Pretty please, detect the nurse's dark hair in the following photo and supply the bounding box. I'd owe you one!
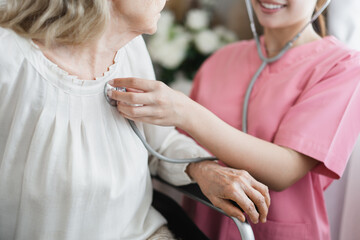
[313,0,327,37]
[0,0,110,46]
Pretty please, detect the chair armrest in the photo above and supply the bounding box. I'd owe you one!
[152,176,255,240]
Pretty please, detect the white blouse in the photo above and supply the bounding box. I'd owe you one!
[0,28,208,240]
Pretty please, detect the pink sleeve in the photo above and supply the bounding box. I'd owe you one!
[189,70,202,102]
[274,57,360,179]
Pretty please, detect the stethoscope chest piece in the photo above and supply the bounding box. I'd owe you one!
[104,82,126,107]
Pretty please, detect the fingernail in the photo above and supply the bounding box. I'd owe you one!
[108,80,114,85]
[107,90,112,98]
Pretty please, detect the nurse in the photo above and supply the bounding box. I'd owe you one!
[108,0,360,239]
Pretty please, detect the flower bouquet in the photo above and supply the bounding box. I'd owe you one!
[147,4,238,85]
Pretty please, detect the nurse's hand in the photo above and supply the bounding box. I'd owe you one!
[107,78,193,128]
[186,161,270,224]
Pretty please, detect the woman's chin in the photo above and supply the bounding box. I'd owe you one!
[144,17,160,35]
[137,26,157,36]
[146,26,158,35]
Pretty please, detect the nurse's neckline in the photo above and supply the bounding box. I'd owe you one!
[263,34,324,58]
[263,32,322,58]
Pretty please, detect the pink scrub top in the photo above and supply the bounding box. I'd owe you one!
[182,36,360,240]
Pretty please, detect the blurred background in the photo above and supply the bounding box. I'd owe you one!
[145,0,261,94]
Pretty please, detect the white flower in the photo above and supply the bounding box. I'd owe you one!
[160,39,188,69]
[147,36,166,61]
[194,30,220,55]
[185,9,210,31]
[148,27,191,69]
[157,11,175,36]
[214,26,238,43]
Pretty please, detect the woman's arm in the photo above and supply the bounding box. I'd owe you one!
[108,78,318,191]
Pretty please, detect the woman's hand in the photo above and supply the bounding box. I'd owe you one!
[107,78,193,128]
[186,161,270,224]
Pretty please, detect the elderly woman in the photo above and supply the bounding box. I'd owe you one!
[0,0,270,239]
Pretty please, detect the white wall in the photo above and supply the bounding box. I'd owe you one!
[325,1,360,240]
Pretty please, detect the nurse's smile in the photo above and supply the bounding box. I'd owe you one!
[258,0,287,13]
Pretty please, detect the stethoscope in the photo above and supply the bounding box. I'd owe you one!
[104,0,331,164]
[104,85,217,163]
[242,0,331,133]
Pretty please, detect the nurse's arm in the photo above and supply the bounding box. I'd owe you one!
[183,102,319,192]
[108,78,318,191]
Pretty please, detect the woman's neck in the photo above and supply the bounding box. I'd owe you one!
[263,25,321,58]
[34,20,139,80]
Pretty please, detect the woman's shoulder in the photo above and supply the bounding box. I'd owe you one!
[126,35,148,54]
[0,27,18,48]
[124,35,152,61]
[122,35,156,80]
[0,27,15,53]
[0,27,10,38]
[0,27,25,67]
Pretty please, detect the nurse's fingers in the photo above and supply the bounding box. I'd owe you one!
[117,103,167,122]
[117,104,149,118]
[108,90,154,106]
[109,78,164,92]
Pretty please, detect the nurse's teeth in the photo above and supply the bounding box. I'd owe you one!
[261,3,284,9]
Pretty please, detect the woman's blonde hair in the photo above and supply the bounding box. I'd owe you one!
[0,0,109,46]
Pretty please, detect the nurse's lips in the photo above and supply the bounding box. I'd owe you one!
[258,0,287,12]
